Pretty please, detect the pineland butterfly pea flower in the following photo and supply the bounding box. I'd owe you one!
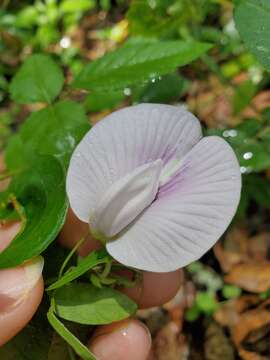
[67,104,241,272]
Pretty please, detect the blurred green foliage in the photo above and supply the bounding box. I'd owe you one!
[0,0,95,48]
[1,0,270,357]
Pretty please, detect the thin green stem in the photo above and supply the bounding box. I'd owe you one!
[58,237,86,280]
[100,260,112,278]
[47,302,96,360]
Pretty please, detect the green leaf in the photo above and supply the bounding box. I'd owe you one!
[47,249,111,291]
[84,90,125,113]
[187,261,203,274]
[196,291,219,315]
[246,174,270,208]
[60,0,96,13]
[74,40,212,91]
[0,156,68,269]
[236,142,270,172]
[133,73,188,104]
[236,119,262,137]
[54,283,138,325]
[15,6,39,28]
[4,135,25,172]
[185,304,200,322]
[260,288,270,300]
[5,100,90,170]
[262,108,270,123]
[10,54,64,104]
[127,0,195,38]
[206,121,270,172]
[47,306,96,360]
[233,80,256,114]
[222,284,242,299]
[234,0,270,71]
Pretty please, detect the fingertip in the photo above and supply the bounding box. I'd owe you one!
[89,319,152,360]
[121,269,183,309]
[58,208,101,256]
[59,210,183,309]
[0,276,44,346]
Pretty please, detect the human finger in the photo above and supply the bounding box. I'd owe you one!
[88,319,152,360]
[0,222,44,346]
[60,209,183,308]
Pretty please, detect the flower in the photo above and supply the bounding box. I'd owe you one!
[67,104,241,272]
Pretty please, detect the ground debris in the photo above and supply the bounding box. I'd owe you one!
[151,322,189,360]
[225,262,270,293]
[204,322,235,360]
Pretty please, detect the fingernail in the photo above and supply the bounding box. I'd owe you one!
[0,256,44,313]
[90,319,152,360]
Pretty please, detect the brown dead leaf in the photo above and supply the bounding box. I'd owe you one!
[238,349,269,360]
[215,296,270,359]
[241,91,270,119]
[225,262,270,293]
[248,233,270,262]
[253,91,270,112]
[137,307,168,336]
[214,227,270,274]
[163,280,196,330]
[90,110,112,125]
[233,308,270,360]
[234,309,270,345]
[152,322,189,360]
[187,76,234,128]
[214,227,250,273]
[214,295,260,329]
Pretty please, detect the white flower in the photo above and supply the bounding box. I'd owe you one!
[67,104,241,272]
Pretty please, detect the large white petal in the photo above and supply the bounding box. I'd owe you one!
[66,104,202,222]
[106,136,241,272]
[91,160,163,238]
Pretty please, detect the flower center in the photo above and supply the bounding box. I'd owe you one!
[90,156,183,242]
[90,159,163,241]
[159,157,182,187]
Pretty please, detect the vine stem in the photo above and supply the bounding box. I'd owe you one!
[58,237,86,280]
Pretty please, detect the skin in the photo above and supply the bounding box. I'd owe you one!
[0,166,183,359]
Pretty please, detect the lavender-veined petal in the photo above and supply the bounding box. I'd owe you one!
[66,103,202,222]
[106,136,241,272]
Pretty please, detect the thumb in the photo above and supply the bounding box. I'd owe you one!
[0,222,44,346]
